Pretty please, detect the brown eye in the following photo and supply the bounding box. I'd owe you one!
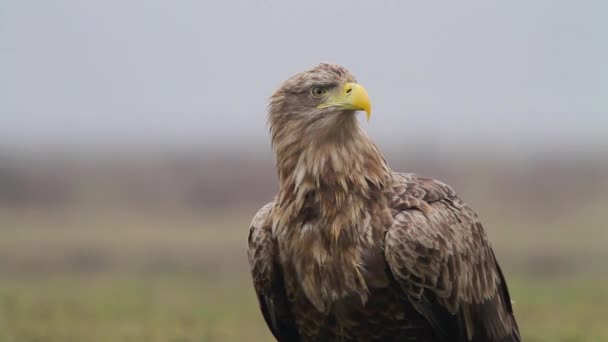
[311,87,327,98]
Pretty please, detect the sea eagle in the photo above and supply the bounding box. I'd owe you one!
[248,63,520,341]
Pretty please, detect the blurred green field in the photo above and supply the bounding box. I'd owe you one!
[1,274,608,342]
[1,154,607,341]
[0,205,607,342]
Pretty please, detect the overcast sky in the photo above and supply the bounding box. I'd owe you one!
[1,1,606,154]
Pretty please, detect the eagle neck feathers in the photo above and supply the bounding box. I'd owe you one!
[271,119,392,312]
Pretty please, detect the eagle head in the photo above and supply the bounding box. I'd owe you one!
[268,63,371,148]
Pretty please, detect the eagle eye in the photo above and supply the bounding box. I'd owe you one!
[311,86,327,98]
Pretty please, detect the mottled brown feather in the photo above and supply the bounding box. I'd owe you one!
[385,173,520,341]
[248,203,300,341]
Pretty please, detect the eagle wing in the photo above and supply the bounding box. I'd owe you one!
[247,202,300,341]
[385,173,520,342]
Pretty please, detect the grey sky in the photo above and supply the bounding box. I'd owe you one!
[1,0,606,153]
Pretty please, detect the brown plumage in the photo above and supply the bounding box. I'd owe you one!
[248,63,520,341]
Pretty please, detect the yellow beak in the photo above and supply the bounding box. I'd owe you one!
[317,82,372,120]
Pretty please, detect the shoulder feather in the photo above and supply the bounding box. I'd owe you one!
[385,174,520,342]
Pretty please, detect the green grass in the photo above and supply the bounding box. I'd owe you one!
[0,274,270,342]
[1,206,607,341]
[510,276,608,342]
[0,274,607,341]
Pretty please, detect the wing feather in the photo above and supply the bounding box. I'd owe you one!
[247,202,300,341]
[385,174,520,342]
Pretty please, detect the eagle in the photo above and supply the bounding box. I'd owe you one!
[248,63,520,341]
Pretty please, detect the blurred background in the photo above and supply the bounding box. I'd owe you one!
[1,1,607,341]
